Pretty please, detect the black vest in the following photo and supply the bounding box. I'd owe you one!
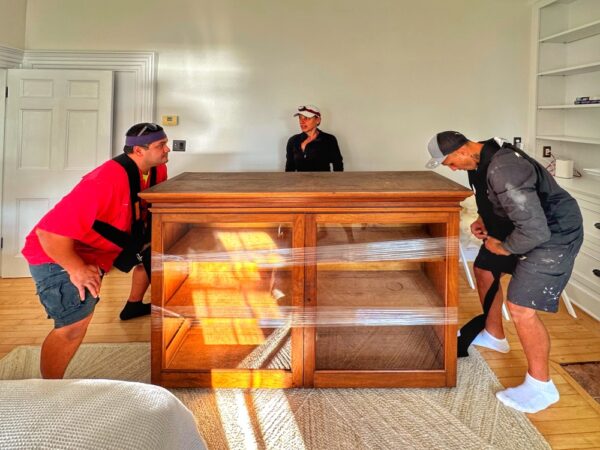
[467,139,514,241]
[92,154,157,273]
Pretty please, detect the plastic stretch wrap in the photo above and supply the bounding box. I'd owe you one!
[156,305,457,327]
[154,236,458,328]
[159,237,456,268]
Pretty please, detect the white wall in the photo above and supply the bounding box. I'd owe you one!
[25,0,532,184]
[0,0,27,49]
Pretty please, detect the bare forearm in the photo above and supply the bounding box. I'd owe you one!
[36,229,86,272]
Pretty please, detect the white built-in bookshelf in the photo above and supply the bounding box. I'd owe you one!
[531,0,600,319]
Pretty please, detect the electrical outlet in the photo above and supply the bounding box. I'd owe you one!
[513,136,522,145]
[172,140,186,152]
[543,146,552,157]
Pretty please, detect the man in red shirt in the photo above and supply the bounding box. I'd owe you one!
[118,125,168,321]
[22,123,170,378]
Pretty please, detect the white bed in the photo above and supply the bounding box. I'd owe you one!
[0,379,207,450]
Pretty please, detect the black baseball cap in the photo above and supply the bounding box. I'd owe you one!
[425,131,469,168]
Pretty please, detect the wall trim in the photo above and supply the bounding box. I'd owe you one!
[22,50,156,122]
[0,45,24,69]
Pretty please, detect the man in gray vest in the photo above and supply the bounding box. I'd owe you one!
[426,131,583,413]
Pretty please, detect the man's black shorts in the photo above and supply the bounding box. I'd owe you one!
[473,245,518,275]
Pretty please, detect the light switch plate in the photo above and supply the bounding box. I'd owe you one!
[161,115,179,126]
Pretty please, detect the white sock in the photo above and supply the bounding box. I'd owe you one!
[496,373,560,413]
[471,329,510,353]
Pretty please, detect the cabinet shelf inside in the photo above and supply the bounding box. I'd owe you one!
[161,270,445,372]
[163,223,446,268]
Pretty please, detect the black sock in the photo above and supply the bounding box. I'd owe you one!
[119,301,151,320]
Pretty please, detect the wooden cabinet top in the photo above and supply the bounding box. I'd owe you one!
[140,171,471,208]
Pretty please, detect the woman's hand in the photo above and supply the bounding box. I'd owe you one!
[470,217,488,240]
[484,236,511,256]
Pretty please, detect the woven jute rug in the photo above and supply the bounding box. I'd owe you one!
[0,343,550,450]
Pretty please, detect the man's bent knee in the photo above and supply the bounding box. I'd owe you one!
[507,300,536,321]
[54,314,93,341]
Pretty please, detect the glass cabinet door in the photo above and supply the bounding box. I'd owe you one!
[307,213,457,386]
[154,215,304,387]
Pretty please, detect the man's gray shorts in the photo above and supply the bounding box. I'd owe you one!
[29,263,99,328]
[507,237,583,313]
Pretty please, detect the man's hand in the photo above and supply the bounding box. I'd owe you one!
[470,217,488,240]
[36,228,102,300]
[69,264,101,300]
[484,236,511,256]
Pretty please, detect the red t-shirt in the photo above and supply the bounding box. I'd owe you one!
[22,159,167,272]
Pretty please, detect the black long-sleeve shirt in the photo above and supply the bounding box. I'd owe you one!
[285,130,344,172]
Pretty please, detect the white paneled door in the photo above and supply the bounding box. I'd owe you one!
[1,69,113,277]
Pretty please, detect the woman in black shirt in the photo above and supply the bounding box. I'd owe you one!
[285,105,344,172]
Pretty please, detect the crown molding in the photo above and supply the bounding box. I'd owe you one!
[22,50,156,122]
[0,45,24,69]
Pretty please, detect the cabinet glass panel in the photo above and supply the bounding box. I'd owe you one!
[314,223,447,371]
[160,222,293,371]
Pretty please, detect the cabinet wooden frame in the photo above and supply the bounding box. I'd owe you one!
[143,171,471,389]
[305,212,459,388]
[150,211,459,388]
[151,212,305,388]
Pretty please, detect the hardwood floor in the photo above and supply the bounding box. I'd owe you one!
[1,269,599,448]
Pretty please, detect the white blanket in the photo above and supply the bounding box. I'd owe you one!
[0,379,206,450]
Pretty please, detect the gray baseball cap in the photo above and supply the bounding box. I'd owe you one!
[426,131,468,169]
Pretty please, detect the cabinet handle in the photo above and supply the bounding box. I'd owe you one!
[594,269,600,278]
[595,222,600,230]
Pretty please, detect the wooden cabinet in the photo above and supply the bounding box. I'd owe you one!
[140,172,471,388]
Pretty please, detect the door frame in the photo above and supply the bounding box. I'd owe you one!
[22,50,156,122]
[0,46,157,277]
[0,69,6,275]
[0,44,24,276]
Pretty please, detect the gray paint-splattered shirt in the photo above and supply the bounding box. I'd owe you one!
[486,147,582,255]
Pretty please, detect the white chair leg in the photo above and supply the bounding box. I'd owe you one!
[458,243,476,290]
[561,288,577,318]
[501,302,511,321]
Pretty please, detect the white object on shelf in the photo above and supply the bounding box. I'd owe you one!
[555,159,574,179]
